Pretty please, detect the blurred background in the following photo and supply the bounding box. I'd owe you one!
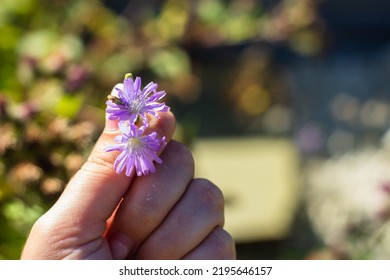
[2,0,390,259]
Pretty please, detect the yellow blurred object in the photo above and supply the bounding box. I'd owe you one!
[237,84,270,116]
[193,138,300,243]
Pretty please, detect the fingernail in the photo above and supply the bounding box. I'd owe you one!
[105,114,119,131]
[109,233,133,260]
[104,84,123,131]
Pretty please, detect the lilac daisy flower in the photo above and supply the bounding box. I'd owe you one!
[104,122,166,176]
[106,73,170,125]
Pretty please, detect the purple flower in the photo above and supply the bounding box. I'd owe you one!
[105,122,166,176]
[106,74,170,125]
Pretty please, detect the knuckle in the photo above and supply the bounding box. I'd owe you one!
[32,212,56,235]
[129,203,161,235]
[83,148,117,176]
[28,212,61,249]
[190,178,225,212]
[81,132,122,176]
[136,237,173,260]
[166,141,195,175]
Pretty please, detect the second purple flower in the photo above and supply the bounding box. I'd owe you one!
[105,122,166,176]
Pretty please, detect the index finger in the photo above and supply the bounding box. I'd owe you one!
[50,111,176,227]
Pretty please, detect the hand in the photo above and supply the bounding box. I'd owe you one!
[21,111,236,259]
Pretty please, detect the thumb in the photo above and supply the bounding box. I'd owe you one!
[51,110,176,227]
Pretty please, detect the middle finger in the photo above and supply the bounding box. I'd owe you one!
[106,141,194,257]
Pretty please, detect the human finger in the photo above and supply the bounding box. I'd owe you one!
[106,141,195,259]
[134,178,225,260]
[182,227,236,260]
[50,110,176,228]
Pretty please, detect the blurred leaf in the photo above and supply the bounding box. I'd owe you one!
[99,53,135,82]
[156,0,190,42]
[196,0,226,24]
[3,199,44,233]
[148,48,190,79]
[29,79,63,113]
[17,29,57,59]
[56,94,83,119]
[57,34,84,62]
[289,29,323,56]
[0,25,21,50]
[221,13,258,43]
[0,0,36,17]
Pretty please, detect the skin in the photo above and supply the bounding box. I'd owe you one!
[21,111,236,259]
